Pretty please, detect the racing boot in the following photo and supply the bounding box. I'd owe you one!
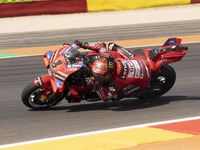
[85,77,98,91]
[97,86,120,102]
[108,43,120,51]
[85,77,113,101]
[96,86,110,101]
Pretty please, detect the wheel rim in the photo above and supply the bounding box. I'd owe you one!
[28,88,63,109]
[154,75,174,95]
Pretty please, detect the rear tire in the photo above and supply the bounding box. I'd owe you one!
[137,64,176,99]
[21,82,64,109]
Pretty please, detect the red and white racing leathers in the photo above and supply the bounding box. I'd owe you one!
[82,42,151,101]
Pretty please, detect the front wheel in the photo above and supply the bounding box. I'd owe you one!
[21,82,65,109]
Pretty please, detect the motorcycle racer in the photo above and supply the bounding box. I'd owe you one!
[22,37,188,109]
[74,40,151,101]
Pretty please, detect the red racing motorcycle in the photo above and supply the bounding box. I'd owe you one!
[21,38,188,109]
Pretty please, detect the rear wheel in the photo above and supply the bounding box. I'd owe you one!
[21,82,64,109]
[137,64,176,99]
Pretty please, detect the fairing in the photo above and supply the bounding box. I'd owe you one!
[40,44,84,93]
[143,38,188,73]
[33,38,188,102]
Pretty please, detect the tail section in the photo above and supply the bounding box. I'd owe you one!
[151,38,188,73]
[160,38,182,49]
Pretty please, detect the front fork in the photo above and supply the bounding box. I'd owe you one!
[33,75,54,101]
[33,75,84,103]
[33,75,51,88]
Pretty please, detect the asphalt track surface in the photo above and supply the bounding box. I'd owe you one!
[1,20,200,50]
[0,20,200,145]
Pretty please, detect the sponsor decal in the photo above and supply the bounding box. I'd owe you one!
[65,63,84,68]
[62,45,74,56]
[163,38,176,47]
[56,71,68,78]
[118,50,129,59]
[66,65,71,68]
[54,79,63,88]
[46,51,53,60]
[169,40,175,44]
[123,84,135,91]
[54,73,65,81]
[118,47,134,59]
[137,60,144,79]
[125,60,134,78]
[119,61,128,80]
[49,51,56,63]
[59,47,67,55]
[144,63,150,78]
[62,44,78,56]
[131,60,140,79]
[66,68,78,72]
[37,77,43,86]
[124,86,140,96]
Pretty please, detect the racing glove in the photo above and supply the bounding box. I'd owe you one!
[73,40,83,47]
[108,43,120,51]
[73,40,89,49]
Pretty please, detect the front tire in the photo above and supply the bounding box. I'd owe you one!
[21,82,64,109]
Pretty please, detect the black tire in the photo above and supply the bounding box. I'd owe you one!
[21,82,64,109]
[152,64,176,96]
[137,64,176,99]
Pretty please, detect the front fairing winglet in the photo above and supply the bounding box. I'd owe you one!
[33,75,51,88]
[50,78,65,93]
[43,50,56,69]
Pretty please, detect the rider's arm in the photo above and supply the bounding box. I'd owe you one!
[74,40,106,53]
[108,42,135,59]
[83,42,106,53]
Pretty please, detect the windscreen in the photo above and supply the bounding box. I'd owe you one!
[63,44,82,64]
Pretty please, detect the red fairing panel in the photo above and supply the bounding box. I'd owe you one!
[33,75,51,88]
[113,56,151,93]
